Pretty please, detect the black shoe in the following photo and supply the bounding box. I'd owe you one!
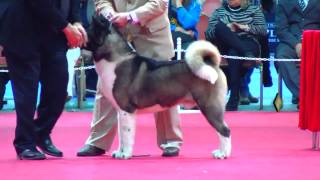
[248,94,259,103]
[162,147,180,157]
[66,95,72,102]
[77,144,106,157]
[263,76,273,87]
[292,97,299,104]
[226,99,238,111]
[239,97,250,105]
[17,149,46,160]
[36,137,63,157]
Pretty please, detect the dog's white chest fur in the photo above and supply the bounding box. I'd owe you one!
[94,59,119,108]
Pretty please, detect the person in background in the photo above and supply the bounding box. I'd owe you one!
[169,0,204,59]
[0,45,9,111]
[66,48,81,102]
[275,0,320,108]
[259,0,274,88]
[239,0,275,105]
[80,0,98,98]
[205,0,267,111]
[77,0,183,157]
[0,0,87,160]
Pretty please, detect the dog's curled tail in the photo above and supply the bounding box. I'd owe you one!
[185,40,221,84]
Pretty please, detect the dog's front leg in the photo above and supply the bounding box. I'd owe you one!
[112,110,136,159]
[212,132,231,159]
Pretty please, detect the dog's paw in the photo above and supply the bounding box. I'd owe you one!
[212,149,229,159]
[112,150,132,159]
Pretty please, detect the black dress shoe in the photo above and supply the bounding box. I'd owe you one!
[162,147,180,157]
[292,97,299,104]
[37,137,63,157]
[77,144,106,157]
[226,100,238,111]
[248,94,259,103]
[239,97,250,105]
[17,149,46,160]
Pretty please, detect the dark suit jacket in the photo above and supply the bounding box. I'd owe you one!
[1,0,80,57]
[275,0,320,49]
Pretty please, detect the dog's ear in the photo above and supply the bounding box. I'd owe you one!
[92,14,112,32]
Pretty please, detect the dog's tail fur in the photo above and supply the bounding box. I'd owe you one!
[185,40,221,84]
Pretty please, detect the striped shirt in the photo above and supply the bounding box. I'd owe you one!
[205,3,267,41]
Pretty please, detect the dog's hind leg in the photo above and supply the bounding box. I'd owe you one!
[198,98,231,159]
[112,110,136,159]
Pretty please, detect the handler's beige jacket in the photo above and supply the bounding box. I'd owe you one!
[94,0,175,60]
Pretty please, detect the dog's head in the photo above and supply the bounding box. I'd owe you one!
[86,14,112,52]
[85,15,134,62]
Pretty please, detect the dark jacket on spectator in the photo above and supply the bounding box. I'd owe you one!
[275,0,320,49]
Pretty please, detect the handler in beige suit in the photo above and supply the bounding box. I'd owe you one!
[77,0,183,157]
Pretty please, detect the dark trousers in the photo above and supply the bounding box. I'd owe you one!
[5,49,68,153]
[240,68,254,97]
[0,72,9,109]
[210,22,260,102]
[275,43,300,98]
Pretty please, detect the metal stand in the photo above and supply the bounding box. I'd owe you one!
[76,57,86,109]
[278,74,283,99]
[312,132,319,150]
[176,37,182,61]
[259,64,263,110]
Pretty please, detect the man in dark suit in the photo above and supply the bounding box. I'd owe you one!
[0,0,87,160]
[275,0,320,105]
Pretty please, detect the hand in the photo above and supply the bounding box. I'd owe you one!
[232,23,250,32]
[73,22,88,47]
[295,43,302,58]
[100,9,114,20]
[175,26,184,32]
[186,30,195,38]
[0,46,6,64]
[227,23,236,32]
[175,27,195,38]
[110,12,129,28]
[63,23,83,48]
[175,0,183,7]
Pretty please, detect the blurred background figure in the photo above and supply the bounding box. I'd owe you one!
[0,45,9,110]
[80,0,97,98]
[66,48,81,102]
[169,0,205,59]
[275,0,320,109]
[205,0,267,111]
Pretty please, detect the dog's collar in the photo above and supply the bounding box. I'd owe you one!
[126,41,136,53]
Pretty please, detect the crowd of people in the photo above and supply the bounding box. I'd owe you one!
[0,0,319,160]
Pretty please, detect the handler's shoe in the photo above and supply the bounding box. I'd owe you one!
[162,147,179,157]
[77,144,105,156]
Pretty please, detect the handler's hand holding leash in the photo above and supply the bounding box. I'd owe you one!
[73,22,88,47]
[63,23,88,48]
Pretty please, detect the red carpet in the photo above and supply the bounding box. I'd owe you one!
[0,111,319,180]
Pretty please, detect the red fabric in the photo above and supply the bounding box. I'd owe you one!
[299,30,320,131]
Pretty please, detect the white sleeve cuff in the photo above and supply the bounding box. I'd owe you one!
[129,12,139,24]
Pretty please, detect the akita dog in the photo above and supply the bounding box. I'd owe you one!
[87,15,231,159]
